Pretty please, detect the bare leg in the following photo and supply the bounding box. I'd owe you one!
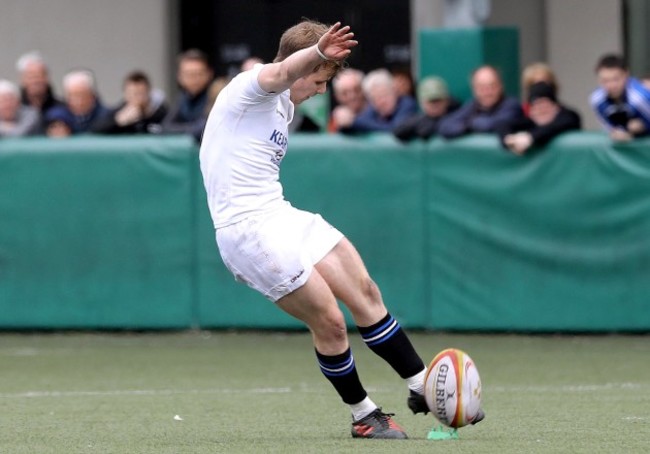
[314,237,387,325]
[276,268,347,355]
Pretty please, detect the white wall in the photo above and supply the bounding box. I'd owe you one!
[546,0,623,130]
[0,0,173,106]
[486,0,546,70]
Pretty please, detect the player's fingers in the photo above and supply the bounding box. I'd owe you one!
[328,22,341,34]
[335,25,351,36]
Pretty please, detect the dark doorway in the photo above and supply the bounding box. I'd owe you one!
[180,0,411,78]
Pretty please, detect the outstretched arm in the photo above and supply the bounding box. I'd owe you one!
[258,22,357,94]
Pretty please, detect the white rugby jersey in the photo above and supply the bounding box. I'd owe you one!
[200,64,294,228]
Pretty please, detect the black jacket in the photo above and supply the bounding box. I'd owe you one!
[497,105,582,148]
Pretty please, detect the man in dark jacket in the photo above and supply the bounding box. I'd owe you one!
[16,52,63,131]
[94,71,167,134]
[439,65,523,139]
[393,76,460,141]
[162,49,213,135]
[498,81,581,155]
[60,69,111,134]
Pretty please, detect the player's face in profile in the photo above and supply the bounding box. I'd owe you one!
[290,67,331,105]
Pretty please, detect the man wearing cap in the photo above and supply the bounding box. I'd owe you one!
[498,81,581,155]
[393,76,460,141]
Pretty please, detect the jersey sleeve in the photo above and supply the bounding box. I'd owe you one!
[224,64,277,112]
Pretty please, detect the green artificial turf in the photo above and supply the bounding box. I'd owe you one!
[0,332,648,453]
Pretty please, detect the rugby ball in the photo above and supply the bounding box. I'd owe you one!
[423,348,482,428]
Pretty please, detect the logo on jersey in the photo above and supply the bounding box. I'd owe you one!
[269,129,288,166]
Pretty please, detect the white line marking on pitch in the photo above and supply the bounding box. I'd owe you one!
[0,387,292,399]
[0,382,646,399]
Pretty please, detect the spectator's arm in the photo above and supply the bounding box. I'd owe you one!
[628,80,650,132]
[590,89,615,131]
[438,102,473,139]
[392,114,422,141]
[529,108,582,146]
[91,109,119,134]
[471,98,524,132]
[0,108,41,137]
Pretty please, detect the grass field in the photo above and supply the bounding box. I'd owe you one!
[1,331,648,453]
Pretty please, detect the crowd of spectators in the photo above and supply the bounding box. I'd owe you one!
[2,49,650,153]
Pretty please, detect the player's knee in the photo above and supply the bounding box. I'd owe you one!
[315,309,347,344]
[360,276,382,306]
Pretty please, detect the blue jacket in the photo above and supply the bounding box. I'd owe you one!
[346,96,418,133]
[590,77,650,133]
[439,96,524,139]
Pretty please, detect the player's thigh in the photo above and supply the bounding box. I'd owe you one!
[315,237,386,325]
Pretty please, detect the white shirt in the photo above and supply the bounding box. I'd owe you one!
[200,64,295,228]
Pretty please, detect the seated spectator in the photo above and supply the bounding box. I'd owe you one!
[162,49,213,135]
[328,68,367,132]
[439,65,524,139]
[393,76,460,141]
[339,68,418,133]
[60,69,111,134]
[590,54,650,141]
[0,79,40,137]
[498,81,581,155]
[94,71,167,135]
[521,62,558,116]
[16,51,63,121]
[43,106,74,138]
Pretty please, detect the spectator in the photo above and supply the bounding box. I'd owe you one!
[0,79,40,137]
[94,71,167,135]
[340,68,418,133]
[191,77,229,142]
[162,49,213,135]
[60,69,110,134]
[43,106,73,138]
[590,54,650,141]
[439,65,523,139]
[15,51,63,119]
[498,81,581,155]
[521,62,558,116]
[328,68,366,132]
[393,76,460,141]
[391,67,416,98]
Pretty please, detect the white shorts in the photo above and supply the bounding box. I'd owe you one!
[215,205,344,302]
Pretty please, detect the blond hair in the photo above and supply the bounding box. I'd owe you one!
[522,62,558,99]
[273,20,343,76]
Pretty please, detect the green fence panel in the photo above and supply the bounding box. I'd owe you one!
[419,27,520,103]
[0,136,197,329]
[426,133,650,331]
[196,134,429,328]
[2,133,649,332]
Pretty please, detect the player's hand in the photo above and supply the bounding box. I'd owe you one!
[317,22,358,61]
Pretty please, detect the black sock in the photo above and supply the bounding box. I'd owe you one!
[357,312,425,379]
[315,348,367,405]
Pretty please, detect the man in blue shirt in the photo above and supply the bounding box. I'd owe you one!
[590,54,650,141]
[339,68,418,133]
[438,65,523,139]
